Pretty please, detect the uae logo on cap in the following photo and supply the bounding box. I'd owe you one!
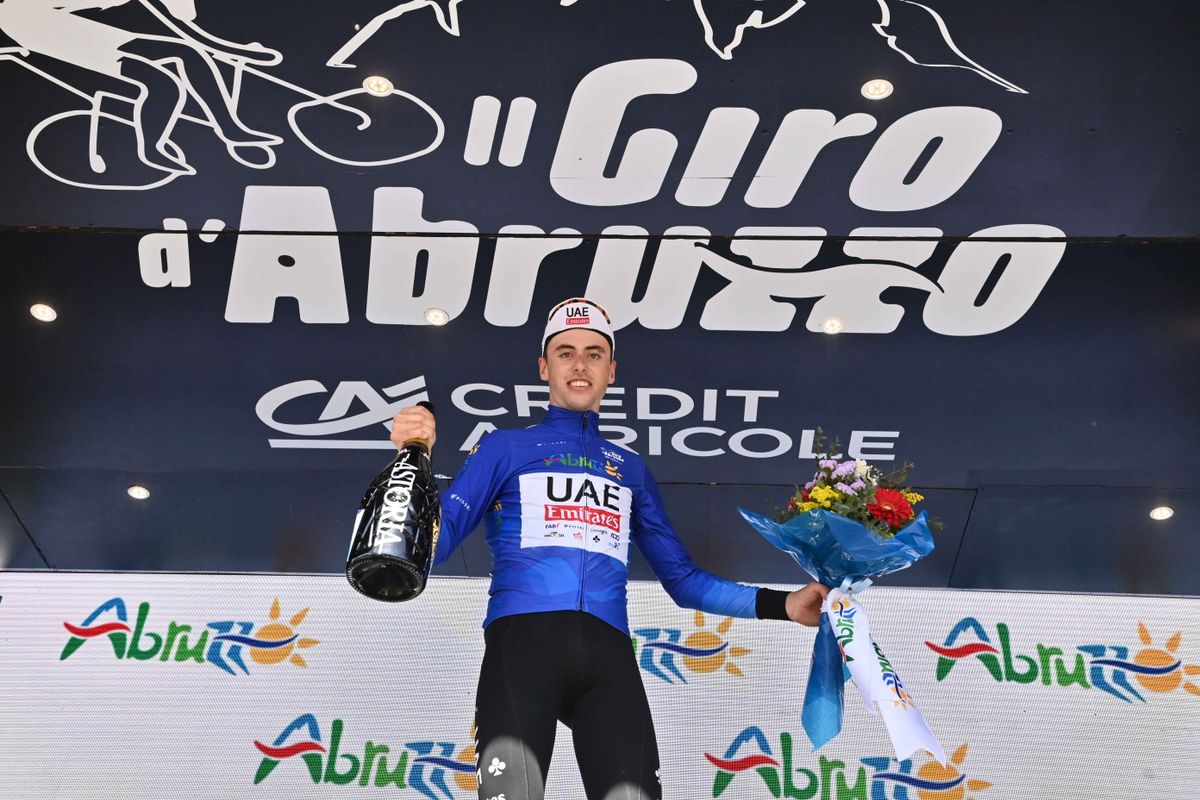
[566,306,591,325]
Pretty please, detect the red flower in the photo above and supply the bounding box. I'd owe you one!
[866,488,914,528]
[800,488,811,503]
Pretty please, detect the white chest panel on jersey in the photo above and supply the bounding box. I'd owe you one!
[517,472,633,565]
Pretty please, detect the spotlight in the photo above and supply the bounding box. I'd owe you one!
[1148,506,1174,521]
[861,79,894,100]
[822,317,844,334]
[127,485,151,500]
[362,76,395,97]
[424,307,450,326]
[30,303,57,322]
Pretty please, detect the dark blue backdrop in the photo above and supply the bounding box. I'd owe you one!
[1,0,1196,593]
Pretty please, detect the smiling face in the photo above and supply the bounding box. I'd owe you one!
[538,328,616,414]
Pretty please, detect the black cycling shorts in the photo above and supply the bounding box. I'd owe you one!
[473,610,661,800]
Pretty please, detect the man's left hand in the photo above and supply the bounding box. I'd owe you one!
[786,582,831,626]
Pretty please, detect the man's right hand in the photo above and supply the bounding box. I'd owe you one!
[390,404,437,451]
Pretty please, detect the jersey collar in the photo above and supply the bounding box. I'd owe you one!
[543,404,602,434]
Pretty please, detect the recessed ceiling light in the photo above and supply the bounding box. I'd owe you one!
[1149,506,1174,521]
[362,76,395,97]
[821,317,844,334]
[127,485,150,500]
[861,79,894,100]
[424,307,450,326]
[30,303,57,322]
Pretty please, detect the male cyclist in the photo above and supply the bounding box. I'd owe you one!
[391,298,829,800]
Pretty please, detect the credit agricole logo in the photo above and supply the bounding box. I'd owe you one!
[61,597,318,675]
[926,618,1200,703]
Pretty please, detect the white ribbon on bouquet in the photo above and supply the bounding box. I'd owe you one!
[822,580,947,763]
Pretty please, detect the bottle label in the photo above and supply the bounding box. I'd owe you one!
[368,452,422,548]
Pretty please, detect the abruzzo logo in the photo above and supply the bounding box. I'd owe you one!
[61,597,318,676]
[831,597,856,663]
[705,726,991,799]
[253,714,476,799]
[633,612,751,685]
[927,618,1200,703]
[543,453,598,471]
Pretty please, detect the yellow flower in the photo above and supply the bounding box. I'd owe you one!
[798,501,820,513]
[808,485,844,509]
[903,492,924,504]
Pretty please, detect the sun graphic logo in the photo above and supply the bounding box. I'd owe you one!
[248,598,320,669]
[207,598,320,675]
[1098,622,1200,700]
[871,743,993,800]
[1133,623,1200,696]
[1080,622,1200,703]
[633,612,751,685]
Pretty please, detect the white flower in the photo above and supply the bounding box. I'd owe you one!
[488,757,506,776]
[854,459,870,478]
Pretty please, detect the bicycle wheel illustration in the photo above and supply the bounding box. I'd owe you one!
[287,86,445,167]
[26,108,188,191]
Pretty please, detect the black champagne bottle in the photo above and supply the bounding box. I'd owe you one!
[345,401,441,601]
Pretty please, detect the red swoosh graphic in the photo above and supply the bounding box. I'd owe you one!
[924,641,1000,658]
[64,622,131,638]
[254,741,327,759]
[704,753,779,771]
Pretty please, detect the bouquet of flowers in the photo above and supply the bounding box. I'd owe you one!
[779,455,934,539]
[739,439,946,762]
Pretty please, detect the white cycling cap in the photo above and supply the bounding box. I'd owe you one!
[541,297,615,355]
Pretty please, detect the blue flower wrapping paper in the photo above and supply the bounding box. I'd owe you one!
[738,508,943,759]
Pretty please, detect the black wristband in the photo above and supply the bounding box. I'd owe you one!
[755,588,791,621]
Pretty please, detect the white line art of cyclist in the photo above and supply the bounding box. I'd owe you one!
[689,0,1025,92]
[327,0,461,68]
[870,0,1026,94]
[0,0,445,190]
[562,0,1027,94]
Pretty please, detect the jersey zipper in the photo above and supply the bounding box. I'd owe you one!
[577,410,588,612]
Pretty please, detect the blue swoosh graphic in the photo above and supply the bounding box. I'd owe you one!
[414,756,475,773]
[875,772,965,791]
[213,633,300,649]
[1091,659,1180,676]
[644,641,729,658]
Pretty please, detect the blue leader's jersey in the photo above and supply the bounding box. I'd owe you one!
[433,405,759,634]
